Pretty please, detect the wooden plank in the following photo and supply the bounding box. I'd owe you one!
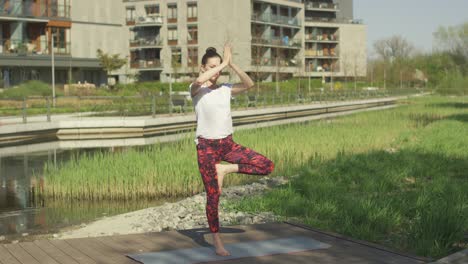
[94,236,143,264]
[64,238,132,264]
[96,236,149,255]
[4,244,40,264]
[48,240,97,264]
[113,234,169,252]
[33,240,80,264]
[19,242,60,264]
[0,245,22,264]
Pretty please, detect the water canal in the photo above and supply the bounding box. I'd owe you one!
[0,142,181,243]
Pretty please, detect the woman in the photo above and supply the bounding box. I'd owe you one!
[190,44,274,256]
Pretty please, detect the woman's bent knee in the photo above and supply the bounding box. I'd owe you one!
[266,159,275,174]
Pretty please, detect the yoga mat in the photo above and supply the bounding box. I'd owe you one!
[127,236,331,264]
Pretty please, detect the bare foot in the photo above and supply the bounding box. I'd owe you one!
[213,233,231,256]
[215,164,227,193]
[215,163,239,193]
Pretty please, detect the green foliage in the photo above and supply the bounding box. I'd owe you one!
[96,49,127,73]
[0,81,52,99]
[227,96,468,258]
[436,69,468,95]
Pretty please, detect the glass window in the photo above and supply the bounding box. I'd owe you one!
[168,4,177,19]
[126,7,135,21]
[168,27,178,41]
[187,2,197,19]
[171,48,182,64]
[145,5,159,15]
[187,25,198,42]
[188,47,198,65]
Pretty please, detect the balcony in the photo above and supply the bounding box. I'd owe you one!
[305,16,337,23]
[251,13,301,28]
[305,2,339,12]
[306,62,340,73]
[1,38,70,56]
[305,33,339,42]
[129,38,163,49]
[304,49,339,58]
[252,36,301,49]
[0,2,70,19]
[252,57,299,67]
[130,59,162,70]
[129,15,164,27]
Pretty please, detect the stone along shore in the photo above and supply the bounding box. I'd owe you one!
[57,176,293,239]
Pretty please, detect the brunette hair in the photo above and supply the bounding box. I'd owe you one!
[201,47,223,65]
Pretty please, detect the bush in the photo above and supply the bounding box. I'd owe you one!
[436,71,468,95]
[0,81,52,99]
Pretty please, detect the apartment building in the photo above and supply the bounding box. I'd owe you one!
[0,0,366,88]
[123,0,367,83]
[0,0,127,87]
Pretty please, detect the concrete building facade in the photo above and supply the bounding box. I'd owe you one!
[123,0,367,83]
[0,0,127,87]
[0,0,366,87]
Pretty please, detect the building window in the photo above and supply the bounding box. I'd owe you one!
[168,26,178,45]
[145,4,159,16]
[187,25,198,44]
[167,4,177,22]
[187,2,197,21]
[188,47,198,67]
[126,6,136,23]
[171,48,182,66]
[51,27,70,54]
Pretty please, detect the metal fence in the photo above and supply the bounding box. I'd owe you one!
[0,89,424,124]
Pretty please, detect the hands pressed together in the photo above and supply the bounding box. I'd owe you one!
[223,43,233,67]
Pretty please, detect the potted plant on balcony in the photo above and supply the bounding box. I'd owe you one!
[96,49,127,89]
[17,43,28,56]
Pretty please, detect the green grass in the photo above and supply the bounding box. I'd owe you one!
[226,96,468,258]
[35,95,467,258]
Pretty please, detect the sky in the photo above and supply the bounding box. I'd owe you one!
[354,0,468,57]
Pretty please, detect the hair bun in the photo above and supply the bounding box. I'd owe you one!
[206,47,217,54]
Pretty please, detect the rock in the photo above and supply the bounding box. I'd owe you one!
[21,233,29,237]
[12,240,19,244]
[57,176,287,238]
[0,236,5,241]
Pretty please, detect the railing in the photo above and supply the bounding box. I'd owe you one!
[306,64,340,72]
[0,2,70,19]
[305,2,339,10]
[130,59,162,69]
[251,13,301,27]
[251,57,299,67]
[305,17,364,24]
[0,89,424,122]
[0,38,70,55]
[134,15,164,26]
[129,38,163,48]
[305,34,339,41]
[252,36,301,48]
[305,49,339,57]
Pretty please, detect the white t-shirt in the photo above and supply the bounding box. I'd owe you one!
[190,83,233,140]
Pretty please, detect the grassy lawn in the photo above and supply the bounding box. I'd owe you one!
[225,96,468,258]
[37,95,467,258]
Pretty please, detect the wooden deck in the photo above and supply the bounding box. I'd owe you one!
[0,222,430,264]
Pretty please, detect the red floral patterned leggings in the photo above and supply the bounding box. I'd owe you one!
[196,135,274,233]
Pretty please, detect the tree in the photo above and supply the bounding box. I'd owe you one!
[373,36,415,87]
[433,22,468,75]
[96,49,127,87]
[373,35,414,62]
